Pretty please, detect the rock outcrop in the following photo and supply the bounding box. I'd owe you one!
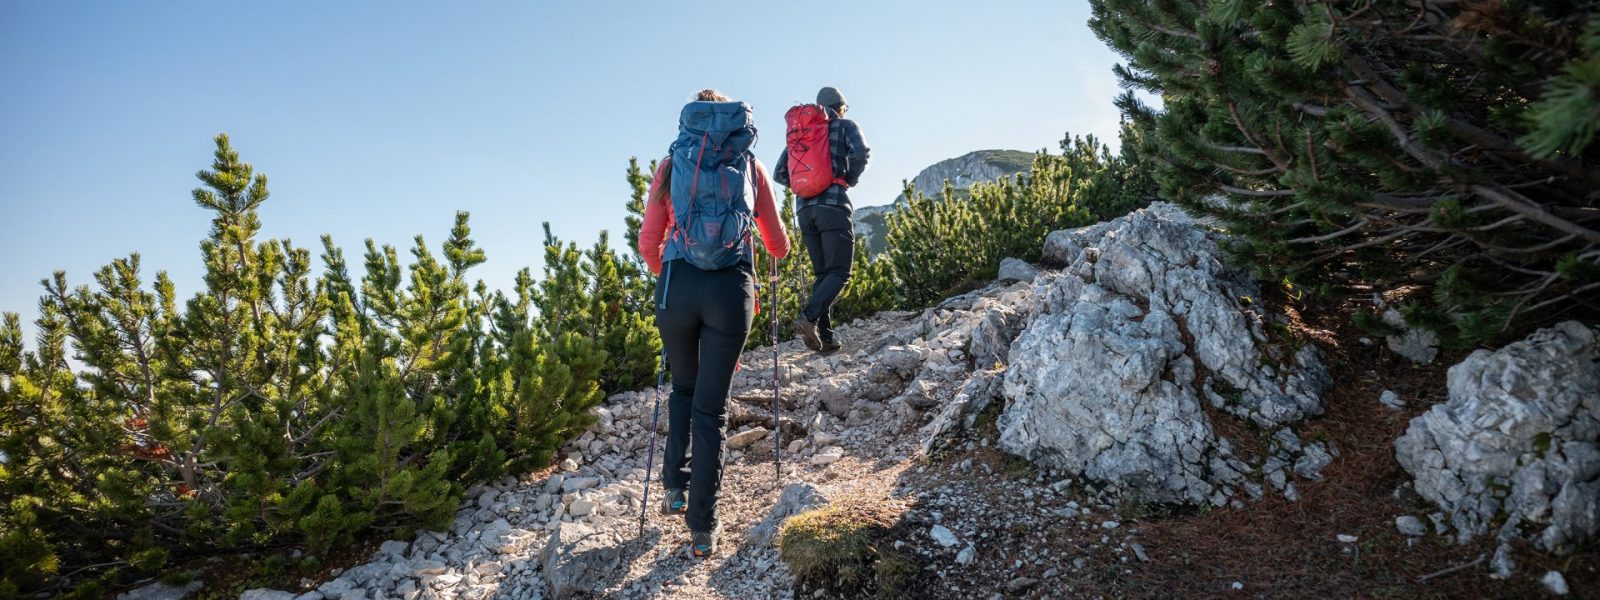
[1382,307,1440,365]
[999,203,1332,505]
[541,523,624,598]
[1395,321,1600,557]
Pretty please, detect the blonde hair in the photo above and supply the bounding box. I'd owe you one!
[695,88,731,102]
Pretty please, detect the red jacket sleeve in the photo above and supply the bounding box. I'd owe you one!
[637,158,673,275]
[750,160,790,260]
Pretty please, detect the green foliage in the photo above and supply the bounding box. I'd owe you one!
[621,158,662,312]
[520,224,658,394]
[884,132,1152,309]
[1285,12,1340,70]
[127,547,169,572]
[1090,0,1600,345]
[832,245,897,326]
[0,135,648,595]
[502,332,605,472]
[1519,18,1600,159]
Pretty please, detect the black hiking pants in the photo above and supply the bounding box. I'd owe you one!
[798,204,854,343]
[655,259,755,533]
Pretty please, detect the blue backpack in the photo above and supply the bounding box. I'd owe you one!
[663,101,758,271]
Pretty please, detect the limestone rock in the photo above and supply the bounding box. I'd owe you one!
[1383,308,1440,365]
[1543,571,1570,595]
[968,286,1033,369]
[1000,203,1330,504]
[315,579,354,598]
[997,257,1037,283]
[540,523,623,599]
[930,524,959,547]
[1380,389,1405,410]
[811,446,845,465]
[1396,321,1600,556]
[118,581,204,600]
[921,369,1002,455]
[1396,515,1427,537]
[814,376,857,417]
[745,483,829,549]
[727,427,770,450]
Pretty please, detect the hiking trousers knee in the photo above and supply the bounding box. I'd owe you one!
[798,204,854,341]
[654,259,754,534]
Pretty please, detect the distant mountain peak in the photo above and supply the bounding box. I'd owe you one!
[894,149,1035,205]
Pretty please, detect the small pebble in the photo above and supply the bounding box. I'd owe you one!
[1395,515,1427,537]
[1131,542,1150,562]
[1542,571,1569,596]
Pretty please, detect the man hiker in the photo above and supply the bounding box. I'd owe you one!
[775,86,871,354]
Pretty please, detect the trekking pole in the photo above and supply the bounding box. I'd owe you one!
[638,345,666,537]
[639,263,672,538]
[770,256,782,487]
[633,345,665,537]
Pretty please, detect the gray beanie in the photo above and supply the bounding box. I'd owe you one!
[817,86,847,110]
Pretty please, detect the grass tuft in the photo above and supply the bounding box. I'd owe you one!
[778,499,907,597]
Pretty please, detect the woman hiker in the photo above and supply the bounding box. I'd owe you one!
[637,89,790,557]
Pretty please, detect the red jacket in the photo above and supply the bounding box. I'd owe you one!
[637,156,790,275]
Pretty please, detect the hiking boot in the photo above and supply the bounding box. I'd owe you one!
[819,337,842,355]
[690,528,720,558]
[794,314,822,351]
[660,488,687,516]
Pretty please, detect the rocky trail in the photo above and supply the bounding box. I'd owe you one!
[242,292,1027,600]
[216,204,1597,600]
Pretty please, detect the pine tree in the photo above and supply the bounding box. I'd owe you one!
[527,223,657,393]
[1089,0,1599,344]
[1,134,657,595]
[531,224,592,341]
[585,231,660,393]
[306,229,476,550]
[621,158,661,314]
[421,214,504,486]
[623,157,653,264]
[0,302,142,596]
[496,328,606,473]
[480,223,623,471]
[0,135,346,590]
[885,181,956,308]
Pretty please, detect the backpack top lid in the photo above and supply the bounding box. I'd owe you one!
[677,101,757,157]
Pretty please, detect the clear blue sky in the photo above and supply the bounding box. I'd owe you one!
[0,1,1127,344]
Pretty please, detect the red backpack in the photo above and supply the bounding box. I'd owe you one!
[784,104,844,198]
